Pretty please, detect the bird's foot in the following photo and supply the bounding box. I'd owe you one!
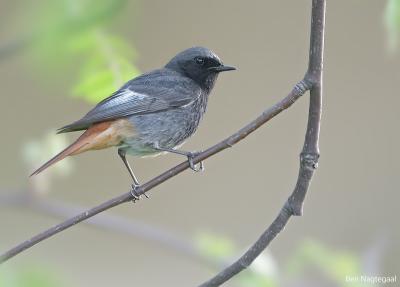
[187,151,204,172]
[130,184,149,203]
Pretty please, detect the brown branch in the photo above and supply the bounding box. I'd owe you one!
[0,191,199,261]
[198,0,325,286]
[0,80,309,263]
[1,190,276,276]
[0,75,310,264]
[0,7,325,287]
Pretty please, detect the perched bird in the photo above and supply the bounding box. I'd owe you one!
[31,47,235,197]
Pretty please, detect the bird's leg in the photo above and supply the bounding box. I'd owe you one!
[153,144,204,172]
[118,149,148,201]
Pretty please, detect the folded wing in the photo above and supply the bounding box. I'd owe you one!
[58,69,201,133]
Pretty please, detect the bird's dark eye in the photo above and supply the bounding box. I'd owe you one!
[194,57,205,65]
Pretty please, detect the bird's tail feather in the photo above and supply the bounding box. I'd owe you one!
[30,120,128,177]
[29,138,88,177]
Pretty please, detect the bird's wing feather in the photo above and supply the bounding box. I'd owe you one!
[58,69,201,133]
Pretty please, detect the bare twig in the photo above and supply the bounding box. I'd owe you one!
[0,191,199,261]
[1,7,325,287]
[0,72,310,263]
[0,81,310,264]
[0,74,310,263]
[199,0,325,286]
[1,191,272,275]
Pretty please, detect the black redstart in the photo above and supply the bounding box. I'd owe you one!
[31,47,236,197]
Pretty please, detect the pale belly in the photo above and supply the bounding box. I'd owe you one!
[118,107,201,157]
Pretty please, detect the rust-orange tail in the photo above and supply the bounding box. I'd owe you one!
[30,121,124,177]
[30,134,89,177]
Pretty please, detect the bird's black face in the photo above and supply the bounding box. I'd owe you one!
[166,47,235,91]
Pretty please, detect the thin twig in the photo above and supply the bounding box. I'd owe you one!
[0,7,325,287]
[1,191,274,276]
[0,79,310,263]
[198,0,325,286]
[0,191,199,261]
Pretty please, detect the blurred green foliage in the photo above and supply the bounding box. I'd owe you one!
[196,232,237,260]
[71,31,139,103]
[385,0,400,51]
[196,233,373,287]
[0,265,65,287]
[26,0,139,103]
[196,232,278,287]
[286,239,367,287]
[1,2,393,286]
[12,0,139,184]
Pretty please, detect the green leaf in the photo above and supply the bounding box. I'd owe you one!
[238,273,277,287]
[195,232,236,260]
[0,266,65,287]
[195,232,278,287]
[72,31,140,103]
[285,239,368,287]
[21,0,139,104]
[237,252,278,287]
[384,0,400,51]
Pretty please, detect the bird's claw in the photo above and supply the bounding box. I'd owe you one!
[187,152,204,172]
[130,184,149,203]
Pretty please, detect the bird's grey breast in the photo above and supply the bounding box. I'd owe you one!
[122,70,210,154]
[127,91,208,150]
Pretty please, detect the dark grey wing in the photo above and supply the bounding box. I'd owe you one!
[57,69,201,133]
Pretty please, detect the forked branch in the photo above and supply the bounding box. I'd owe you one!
[199,0,325,285]
[1,2,325,287]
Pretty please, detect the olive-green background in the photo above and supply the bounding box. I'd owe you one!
[0,1,399,286]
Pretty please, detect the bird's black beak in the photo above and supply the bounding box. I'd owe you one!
[209,65,236,72]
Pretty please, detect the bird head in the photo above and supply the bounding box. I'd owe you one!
[165,47,235,90]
